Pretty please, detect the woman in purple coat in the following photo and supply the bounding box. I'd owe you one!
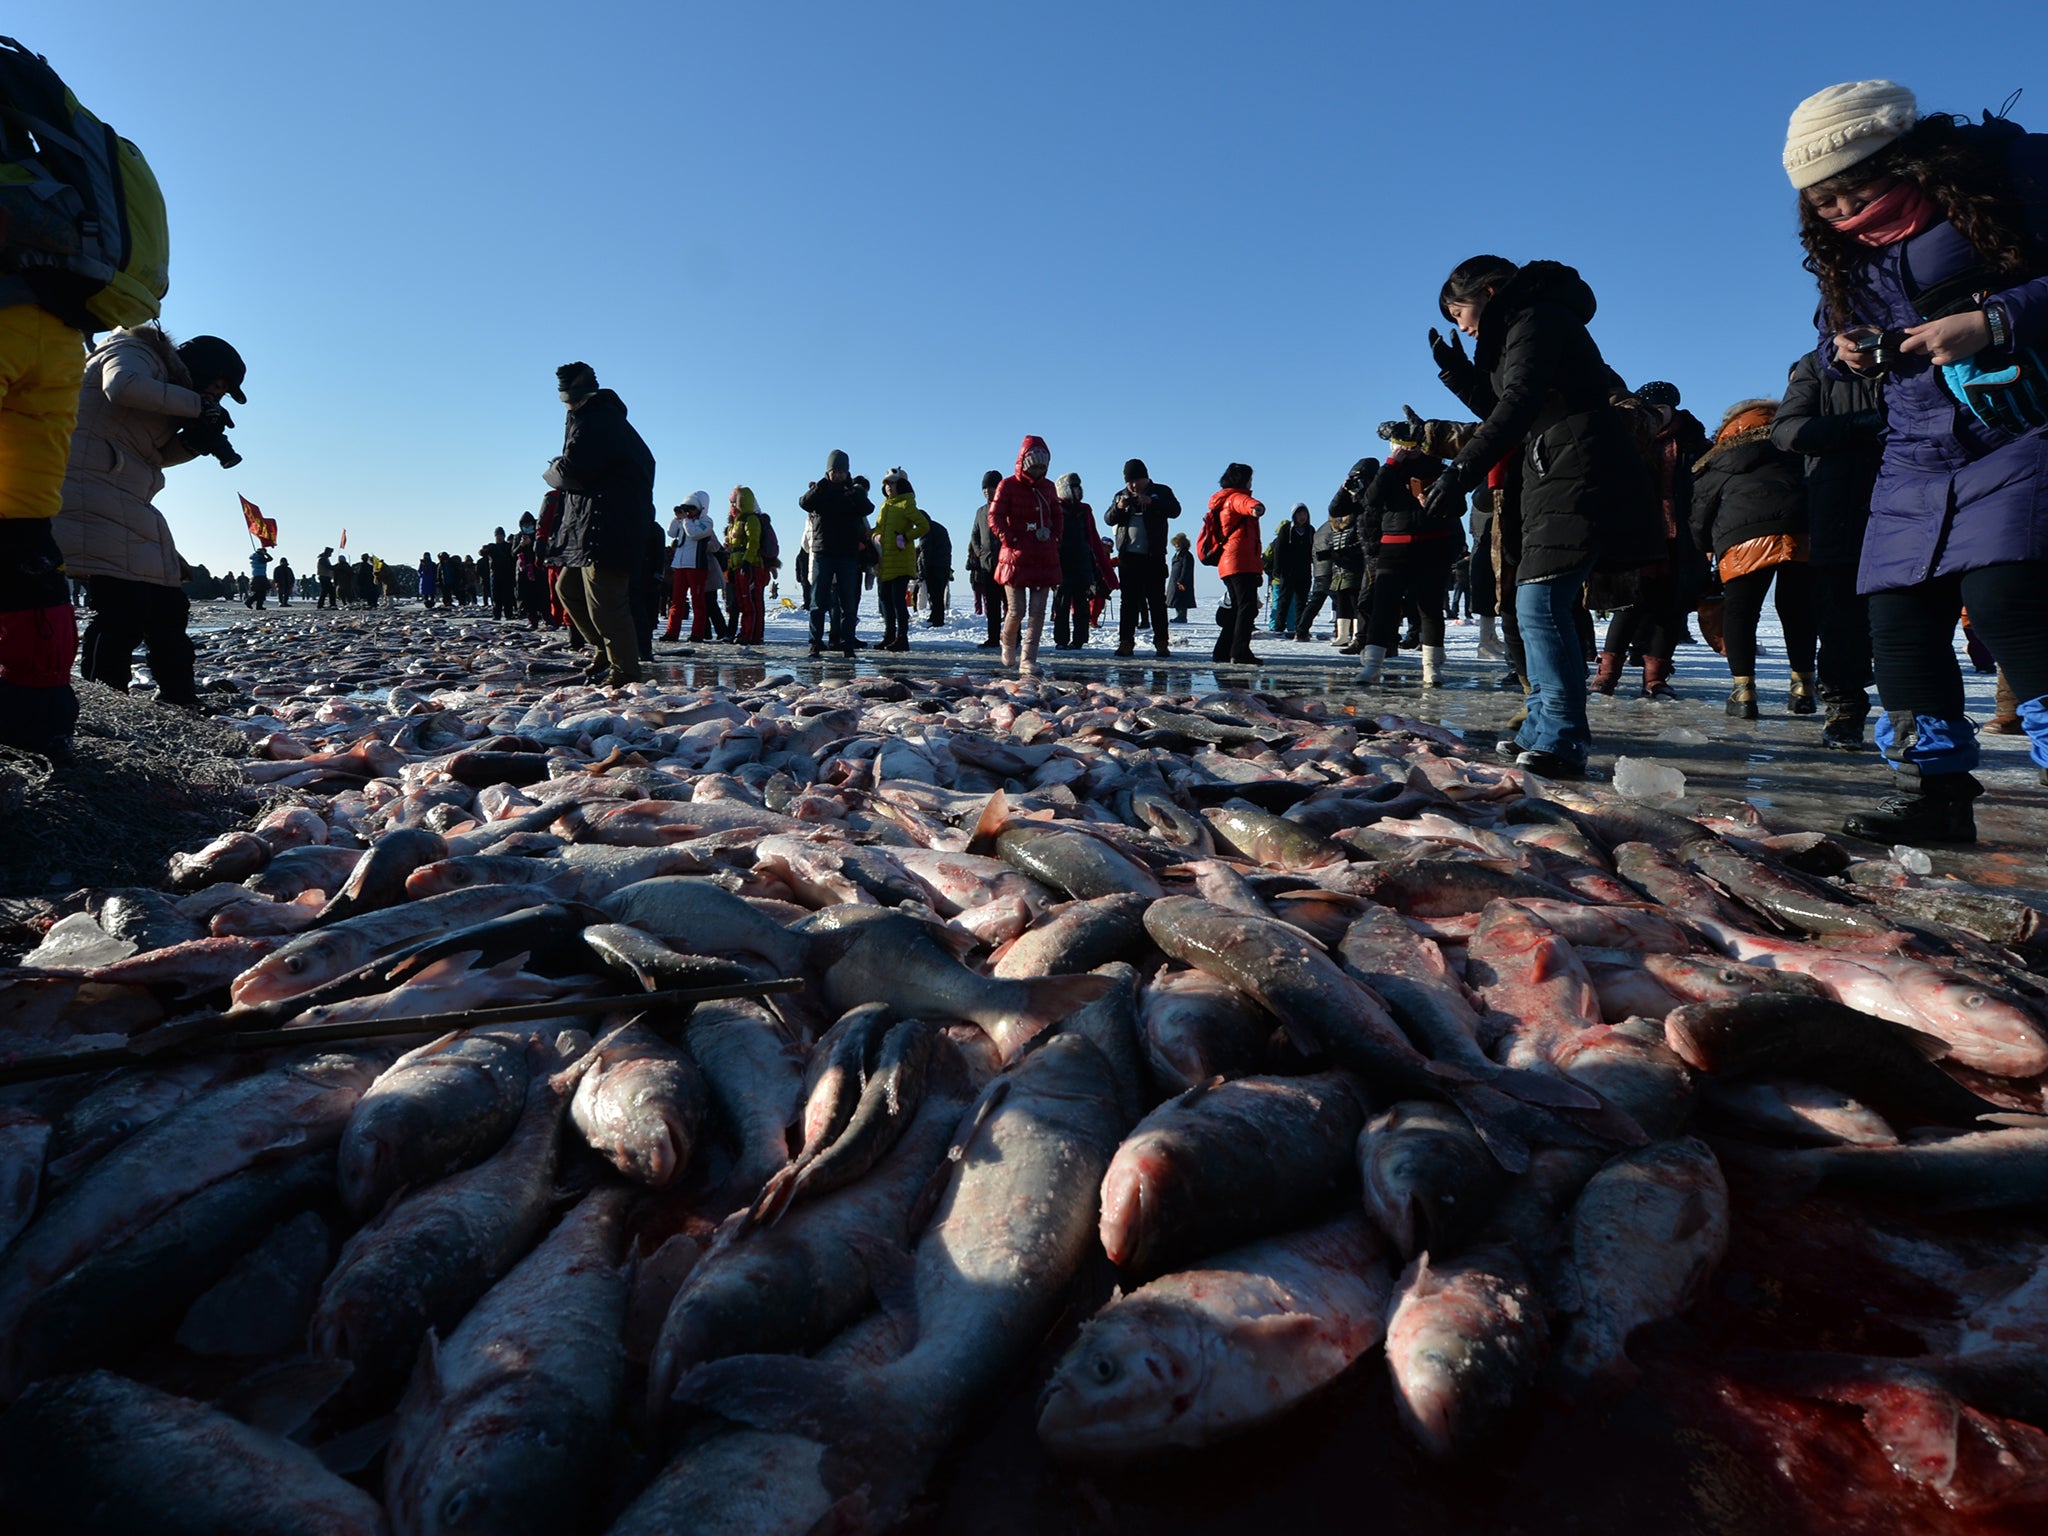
[1786,80,2048,843]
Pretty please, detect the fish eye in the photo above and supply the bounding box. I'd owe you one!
[285,955,305,974]
[1965,992,1990,1009]
[441,1487,480,1525]
[1088,1353,1120,1384]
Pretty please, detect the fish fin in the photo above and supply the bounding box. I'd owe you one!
[401,951,485,984]
[1490,1065,1604,1111]
[1669,1189,1712,1243]
[967,790,1009,857]
[746,1160,802,1230]
[910,1082,1005,1233]
[1445,1083,1532,1173]
[985,972,1116,1062]
[214,1359,355,1439]
[1401,1252,1441,1300]
[1901,1024,1954,1061]
[848,1231,918,1323]
[312,1413,394,1475]
[1980,1112,2048,1128]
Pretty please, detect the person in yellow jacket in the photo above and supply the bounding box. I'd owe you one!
[874,467,930,652]
[726,486,767,644]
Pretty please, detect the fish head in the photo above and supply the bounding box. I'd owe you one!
[1037,1302,1209,1456]
[228,930,365,1007]
[405,859,480,898]
[1895,970,2048,1076]
[403,1427,584,1536]
[1098,1134,1178,1271]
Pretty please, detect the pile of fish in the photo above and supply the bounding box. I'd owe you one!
[2,611,2047,1534]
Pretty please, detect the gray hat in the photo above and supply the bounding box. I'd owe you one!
[981,470,1002,491]
[826,449,851,476]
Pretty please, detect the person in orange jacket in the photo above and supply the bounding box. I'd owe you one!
[1207,462,1265,666]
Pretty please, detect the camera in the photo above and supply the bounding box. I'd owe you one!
[1846,325,1905,375]
[182,403,243,468]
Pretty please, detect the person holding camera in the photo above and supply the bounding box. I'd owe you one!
[544,362,656,686]
[966,469,1005,648]
[988,436,1064,671]
[798,450,874,658]
[1102,458,1181,657]
[56,328,247,713]
[1783,80,2048,842]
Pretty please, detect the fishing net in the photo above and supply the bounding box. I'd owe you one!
[0,682,257,902]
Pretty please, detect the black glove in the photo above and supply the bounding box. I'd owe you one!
[1429,328,1468,373]
[1423,465,1466,522]
[0,517,69,611]
[1376,404,1428,444]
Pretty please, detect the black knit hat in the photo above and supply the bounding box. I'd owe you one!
[556,361,598,405]
[177,335,246,402]
[1638,381,1681,408]
[1123,458,1148,483]
[981,469,1002,492]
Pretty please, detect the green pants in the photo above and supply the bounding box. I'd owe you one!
[557,564,641,682]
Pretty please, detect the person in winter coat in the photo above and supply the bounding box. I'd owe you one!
[316,549,336,609]
[725,487,768,644]
[1356,448,1465,687]
[247,547,272,609]
[487,528,517,621]
[1784,81,2048,841]
[798,450,875,657]
[1052,472,1105,650]
[1773,352,1883,749]
[1269,503,1317,638]
[418,550,438,606]
[1102,459,1182,657]
[663,492,716,642]
[544,362,656,685]
[988,436,1063,670]
[917,516,953,626]
[273,558,294,605]
[965,470,1004,648]
[1293,461,1374,650]
[1690,399,1816,720]
[1594,381,1710,699]
[356,554,378,611]
[57,329,249,715]
[1208,462,1265,666]
[1429,256,1659,777]
[1168,533,1196,622]
[874,468,930,652]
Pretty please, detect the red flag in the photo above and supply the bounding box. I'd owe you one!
[339,528,348,550]
[238,494,277,547]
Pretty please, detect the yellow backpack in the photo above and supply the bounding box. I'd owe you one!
[0,35,168,331]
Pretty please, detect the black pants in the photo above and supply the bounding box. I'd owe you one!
[1871,559,2048,720]
[1811,560,1873,708]
[1118,552,1168,654]
[926,581,947,625]
[975,575,1003,643]
[1499,559,1527,680]
[1601,581,1685,663]
[1213,573,1261,661]
[1720,561,1815,679]
[1365,541,1456,649]
[81,576,198,707]
[1052,583,1092,648]
[880,575,911,647]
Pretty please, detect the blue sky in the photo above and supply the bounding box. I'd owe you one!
[17,1,2048,592]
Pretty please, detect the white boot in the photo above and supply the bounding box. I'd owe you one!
[1421,644,1446,687]
[1355,644,1386,685]
[1477,615,1503,659]
[1333,616,1352,649]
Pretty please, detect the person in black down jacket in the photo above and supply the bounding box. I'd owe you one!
[543,362,656,686]
[1101,459,1182,657]
[797,450,875,656]
[1691,398,1814,720]
[1268,503,1317,637]
[918,516,953,626]
[1355,448,1464,686]
[1429,257,1659,777]
[1773,352,1882,748]
[1292,460,1374,649]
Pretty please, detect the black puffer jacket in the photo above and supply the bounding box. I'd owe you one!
[798,477,876,560]
[1439,261,1659,581]
[1771,353,1883,566]
[1270,513,1317,584]
[1315,512,1366,591]
[1690,426,1808,561]
[1359,453,1464,550]
[549,390,657,569]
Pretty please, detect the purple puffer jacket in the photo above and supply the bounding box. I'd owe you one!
[1817,119,2048,594]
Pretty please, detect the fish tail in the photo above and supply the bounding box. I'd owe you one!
[986,972,1117,1061]
[1443,1082,1533,1173]
[742,1159,803,1230]
[967,789,1009,857]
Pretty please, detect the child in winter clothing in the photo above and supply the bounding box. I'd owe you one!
[874,469,930,651]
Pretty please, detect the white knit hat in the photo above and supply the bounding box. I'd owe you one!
[1783,80,1918,189]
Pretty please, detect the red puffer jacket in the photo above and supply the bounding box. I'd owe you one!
[989,436,1064,587]
[1211,488,1265,579]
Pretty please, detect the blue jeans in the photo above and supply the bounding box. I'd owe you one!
[808,555,859,650]
[1514,557,1596,764]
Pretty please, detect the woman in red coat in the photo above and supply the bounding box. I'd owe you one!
[1209,462,1265,665]
[988,435,1063,671]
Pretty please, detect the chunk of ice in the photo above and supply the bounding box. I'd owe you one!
[1613,755,1686,805]
[1891,844,1934,876]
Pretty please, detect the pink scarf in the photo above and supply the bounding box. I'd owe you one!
[1832,181,1939,247]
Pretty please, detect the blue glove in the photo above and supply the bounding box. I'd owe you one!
[1941,354,2048,436]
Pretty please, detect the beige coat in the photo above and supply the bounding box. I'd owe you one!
[56,327,204,588]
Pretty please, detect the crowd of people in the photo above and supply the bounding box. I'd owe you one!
[0,58,2042,848]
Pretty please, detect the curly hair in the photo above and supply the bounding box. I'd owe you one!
[1799,114,2040,332]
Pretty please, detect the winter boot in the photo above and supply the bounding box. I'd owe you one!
[1843,771,1982,845]
[1354,644,1387,686]
[1340,619,1367,655]
[1788,672,1818,716]
[1988,669,2023,733]
[1821,699,1870,750]
[1421,645,1446,687]
[1506,687,1532,731]
[1726,676,1758,720]
[1641,654,1679,700]
[1331,616,1350,650]
[1476,614,1504,660]
[1591,650,1624,695]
